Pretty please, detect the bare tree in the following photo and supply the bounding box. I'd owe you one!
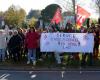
[55,0,74,12]
[55,0,76,24]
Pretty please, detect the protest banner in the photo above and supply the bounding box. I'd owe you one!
[40,33,94,53]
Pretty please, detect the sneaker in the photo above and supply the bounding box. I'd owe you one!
[27,61,30,64]
[38,58,43,61]
[33,61,36,66]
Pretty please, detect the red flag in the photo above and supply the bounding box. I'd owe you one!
[51,8,62,24]
[76,5,90,29]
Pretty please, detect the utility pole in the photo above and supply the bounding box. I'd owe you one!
[72,0,76,24]
[97,0,100,18]
[72,0,76,29]
[72,0,76,17]
[97,0,100,24]
[96,0,100,24]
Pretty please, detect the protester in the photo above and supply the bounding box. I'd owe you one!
[93,26,99,60]
[0,30,7,62]
[81,28,88,66]
[36,28,42,61]
[6,30,13,59]
[17,28,25,59]
[8,30,22,62]
[54,52,62,65]
[25,27,40,65]
[53,30,62,64]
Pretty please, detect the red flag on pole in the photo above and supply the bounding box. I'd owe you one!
[51,8,62,24]
[76,5,90,29]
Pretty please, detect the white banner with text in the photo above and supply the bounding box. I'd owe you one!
[40,33,94,53]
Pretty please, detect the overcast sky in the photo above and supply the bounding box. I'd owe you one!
[0,0,56,13]
[0,0,98,18]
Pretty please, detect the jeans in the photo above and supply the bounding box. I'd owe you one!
[0,49,5,61]
[54,52,61,64]
[28,49,36,62]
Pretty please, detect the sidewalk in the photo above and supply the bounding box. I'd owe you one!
[0,63,100,71]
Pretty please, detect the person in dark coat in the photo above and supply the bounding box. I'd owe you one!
[17,28,25,59]
[8,30,22,62]
[93,27,99,60]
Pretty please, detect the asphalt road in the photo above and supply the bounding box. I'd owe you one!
[0,70,100,80]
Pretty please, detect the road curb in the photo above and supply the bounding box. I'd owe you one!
[0,66,100,71]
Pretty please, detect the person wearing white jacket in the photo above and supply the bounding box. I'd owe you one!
[0,30,7,61]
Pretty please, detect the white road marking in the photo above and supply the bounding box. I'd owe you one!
[0,74,10,80]
[80,71,82,74]
[31,74,37,79]
[0,74,6,79]
[1,74,10,79]
[61,71,65,78]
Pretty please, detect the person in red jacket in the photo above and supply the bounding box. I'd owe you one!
[25,27,40,65]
